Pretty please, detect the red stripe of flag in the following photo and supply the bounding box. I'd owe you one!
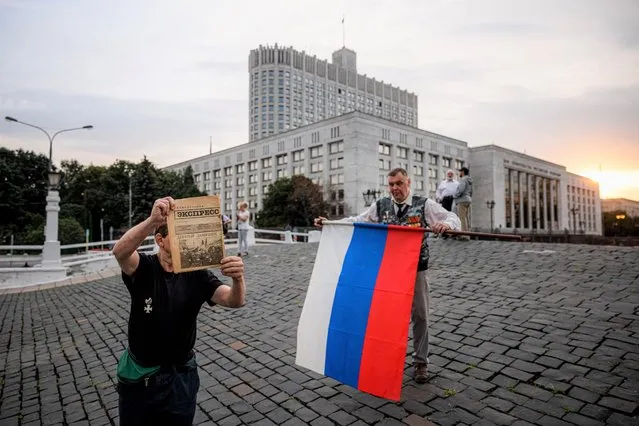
[357,227,423,400]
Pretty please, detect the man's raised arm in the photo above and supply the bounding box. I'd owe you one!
[112,197,174,276]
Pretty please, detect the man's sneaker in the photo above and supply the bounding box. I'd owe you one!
[414,363,428,384]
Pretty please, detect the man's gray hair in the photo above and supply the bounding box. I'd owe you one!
[388,167,409,178]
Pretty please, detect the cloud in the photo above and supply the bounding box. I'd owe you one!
[1,0,638,199]
[459,22,548,35]
[1,90,246,168]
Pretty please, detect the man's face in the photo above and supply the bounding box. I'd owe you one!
[388,173,410,203]
[459,170,465,177]
[447,171,454,180]
[155,232,172,259]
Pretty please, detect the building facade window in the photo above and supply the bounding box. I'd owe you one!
[277,154,288,165]
[329,141,344,154]
[330,157,344,169]
[378,143,391,155]
[310,146,323,158]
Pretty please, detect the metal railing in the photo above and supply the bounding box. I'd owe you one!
[0,228,316,268]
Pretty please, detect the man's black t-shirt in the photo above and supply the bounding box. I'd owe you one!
[122,253,223,367]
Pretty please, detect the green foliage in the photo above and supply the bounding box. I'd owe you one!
[257,175,328,228]
[132,156,160,226]
[603,210,638,237]
[0,148,49,243]
[59,217,85,245]
[20,213,45,245]
[1,149,203,243]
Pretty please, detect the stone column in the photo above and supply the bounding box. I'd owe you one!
[509,169,515,229]
[542,178,548,230]
[534,176,540,231]
[518,172,524,230]
[41,190,64,269]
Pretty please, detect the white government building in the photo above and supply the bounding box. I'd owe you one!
[248,44,418,141]
[470,145,602,234]
[164,45,602,235]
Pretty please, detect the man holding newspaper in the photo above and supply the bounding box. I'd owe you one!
[112,196,246,425]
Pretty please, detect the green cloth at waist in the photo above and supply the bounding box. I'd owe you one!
[117,349,160,383]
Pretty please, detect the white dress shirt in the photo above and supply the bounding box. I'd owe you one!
[339,190,461,230]
[436,179,459,200]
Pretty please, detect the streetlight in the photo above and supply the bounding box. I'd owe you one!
[486,200,495,232]
[571,207,580,234]
[5,116,93,267]
[5,116,93,175]
[362,189,381,207]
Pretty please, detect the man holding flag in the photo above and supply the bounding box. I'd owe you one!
[314,167,460,384]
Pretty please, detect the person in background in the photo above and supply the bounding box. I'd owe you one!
[453,167,473,240]
[436,169,459,212]
[222,214,231,238]
[236,201,250,256]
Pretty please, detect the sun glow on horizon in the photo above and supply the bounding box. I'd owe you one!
[579,170,639,200]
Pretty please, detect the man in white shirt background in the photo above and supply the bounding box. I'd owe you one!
[436,169,459,212]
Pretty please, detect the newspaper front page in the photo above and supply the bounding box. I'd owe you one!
[167,195,225,272]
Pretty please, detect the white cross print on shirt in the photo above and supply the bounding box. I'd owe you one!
[144,297,152,314]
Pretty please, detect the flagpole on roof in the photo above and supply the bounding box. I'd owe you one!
[342,15,345,47]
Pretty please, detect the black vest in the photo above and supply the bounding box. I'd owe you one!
[375,195,430,271]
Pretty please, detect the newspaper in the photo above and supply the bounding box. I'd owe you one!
[166,195,225,272]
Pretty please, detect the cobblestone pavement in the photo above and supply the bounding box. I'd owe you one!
[1,240,638,426]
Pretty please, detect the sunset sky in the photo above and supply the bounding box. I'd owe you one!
[1,0,637,200]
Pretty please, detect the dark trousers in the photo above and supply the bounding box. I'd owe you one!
[441,196,454,212]
[118,357,199,426]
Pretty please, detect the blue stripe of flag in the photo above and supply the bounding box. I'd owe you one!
[324,225,388,387]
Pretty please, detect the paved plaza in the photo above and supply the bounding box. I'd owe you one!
[0,240,638,425]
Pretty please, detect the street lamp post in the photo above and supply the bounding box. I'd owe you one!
[5,116,93,267]
[362,189,381,207]
[486,200,495,232]
[570,206,579,234]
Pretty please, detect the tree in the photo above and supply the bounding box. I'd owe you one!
[157,165,206,200]
[287,175,329,227]
[0,148,50,243]
[603,210,638,237]
[59,217,85,245]
[2,149,205,243]
[257,175,328,228]
[131,156,160,226]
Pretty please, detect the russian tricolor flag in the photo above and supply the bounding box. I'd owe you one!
[296,222,424,401]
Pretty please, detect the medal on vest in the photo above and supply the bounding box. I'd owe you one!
[144,297,153,314]
[406,214,421,227]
